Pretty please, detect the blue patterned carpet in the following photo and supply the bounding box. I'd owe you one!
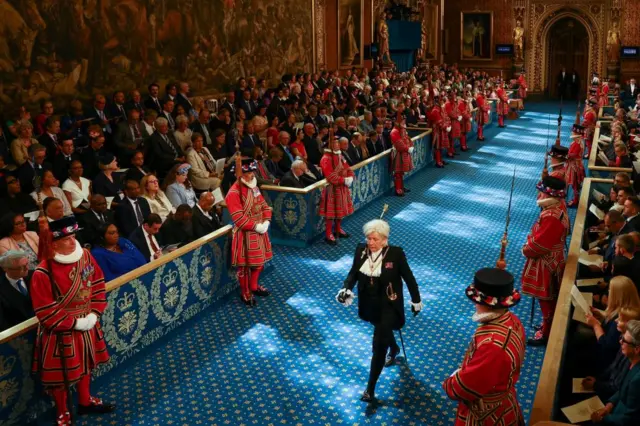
[47,103,578,426]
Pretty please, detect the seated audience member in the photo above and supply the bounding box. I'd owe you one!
[129,213,165,262]
[583,276,640,373]
[43,197,65,221]
[366,130,385,157]
[339,137,356,166]
[347,132,364,164]
[91,223,147,282]
[583,308,640,401]
[186,133,221,191]
[610,234,640,287]
[17,143,50,195]
[124,150,151,183]
[140,174,173,222]
[192,192,222,239]
[289,129,308,161]
[609,143,633,168]
[252,147,278,185]
[30,170,73,217]
[265,148,285,179]
[0,175,39,217]
[79,195,114,247]
[115,108,145,167]
[115,179,152,237]
[0,213,39,270]
[209,129,228,159]
[10,120,38,166]
[80,128,107,179]
[622,196,640,234]
[614,172,632,189]
[141,109,157,138]
[38,115,61,162]
[590,320,640,425]
[164,163,197,208]
[190,109,214,148]
[173,115,193,152]
[280,160,307,189]
[275,131,294,172]
[92,153,123,201]
[52,139,80,183]
[62,160,92,215]
[0,250,34,330]
[160,204,194,245]
[147,117,186,179]
[614,187,634,215]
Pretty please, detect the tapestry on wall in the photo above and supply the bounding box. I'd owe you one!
[0,0,314,109]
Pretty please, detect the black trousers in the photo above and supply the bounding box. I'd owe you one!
[367,307,400,394]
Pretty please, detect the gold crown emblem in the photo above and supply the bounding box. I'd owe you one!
[116,292,135,312]
[162,270,179,287]
[199,252,212,266]
[0,356,16,377]
[284,198,298,209]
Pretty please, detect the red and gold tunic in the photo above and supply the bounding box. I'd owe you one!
[475,95,490,126]
[429,105,450,149]
[521,204,570,300]
[517,75,527,100]
[445,99,462,139]
[599,84,610,108]
[443,312,526,426]
[318,151,354,219]
[390,127,414,173]
[565,140,585,186]
[582,109,597,144]
[458,99,472,134]
[226,180,273,267]
[496,87,509,116]
[31,249,109,388]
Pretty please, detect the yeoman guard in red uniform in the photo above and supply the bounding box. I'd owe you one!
[429,95,450,168]
[225,158,273,306]
[31,215,115,426]
[445,90,462,157]
[496,81,509,128]
[566,124,586,207]
[319,137,354,244]
[475,90,490,141]
[443,267,525,426]
[458,89,472,152]
[521,176,571,346]
[390,118,414,196]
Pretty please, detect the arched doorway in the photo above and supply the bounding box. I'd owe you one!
[547,17,589,99]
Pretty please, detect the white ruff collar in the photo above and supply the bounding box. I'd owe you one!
[54,240,83,264]
[241,177,257,189]
[551,162,565,169]
[537,197,561,209]
[472,311,504,323]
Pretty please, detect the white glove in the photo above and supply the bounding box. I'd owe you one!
[254,222,268,234]
[410,301,424,314]
[408,147,415,154]
[446,126,452,132]
[344,177,354,187]
[457,116,462,121]
[263,221,270,233]
[336,289,355,307]
[74,313,98,331]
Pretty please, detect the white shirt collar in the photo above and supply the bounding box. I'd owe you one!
[6,274,23,293]
[197,204,212,219]
[627,213,639,222]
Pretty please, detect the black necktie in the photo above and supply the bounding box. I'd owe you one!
[134,200,144,225]
[163,135,177,155]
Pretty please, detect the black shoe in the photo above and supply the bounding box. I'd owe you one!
[404,188,411,193]
[336,230,350,238]
[395,191,405,197]
[78,400,116,415]
[527,332,548,347]
[253,286,271,297]
[385,345,400,367]
[241,294,256,306]
[325,236,337,245]
[442,160,448,165]
[436,163,444,168]
[360,390,375,403]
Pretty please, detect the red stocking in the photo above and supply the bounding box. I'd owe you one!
[325,220,334,240]
[539,299,557,339]
[238,267,251,297]
[477,125,484,140]
[51,388,69,418]
[498,115,504,127]
[572,183,580,204]
[434,149,443,165]
[249,266,264,291]
[448,141,455,156]
[460,134,468,150]
[335,219,344,236]
[394,173,404,194]
[78,374,91,406]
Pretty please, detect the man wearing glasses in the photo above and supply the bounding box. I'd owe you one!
[0,250,33,330]
[590,320,640,424]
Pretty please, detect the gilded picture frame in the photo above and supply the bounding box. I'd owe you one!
[460,11,494,61]
[338,0,364,68]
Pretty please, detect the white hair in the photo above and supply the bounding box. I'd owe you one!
[627,320,640,346]
[339,137,349,143]
[176,115,189,125]
[155,117,168,127]
[291,159,305,170]
[363,219,390,238]
[0,250,27,269]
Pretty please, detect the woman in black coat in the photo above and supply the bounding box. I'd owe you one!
[336,219,423,403]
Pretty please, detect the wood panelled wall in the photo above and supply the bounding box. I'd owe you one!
[621,0,640,82]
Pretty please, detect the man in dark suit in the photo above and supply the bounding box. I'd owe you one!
[302,123,322,165]
[160,99,176,131]
[622,197,640,235]
[129,214,164,262]
[115,108,145,167]
[52,139,80,183]
[79,194,114,247]
[275,131,294,173]
[557,67,570,99]
[336,219,422,402]
[366,131,385,156]
[80,133,106,179]
[175,82,193,114]
[144,83,163,113]
[160,204,194,245]
[115,180,152,238]
[625,78,639,107]
[0,250,34,331]
[146,118,185,178]
[569,70,581,100]
[109,91,128,126]
[280,160,307,188]
[221,92,237,123]
[340,137,356,166]
[38,115,61,162]
[347,133,363,165]
[192,192,222,239]
[17,144,51,194]
[84,94,113,135]
[241,122,261,151]
[190,109,215,148]
[237,89,255,119]
[125,89,145,114]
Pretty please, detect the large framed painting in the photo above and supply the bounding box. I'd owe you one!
[338,0,364,68]
[461,11,493,60]
[421,3,439,60]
